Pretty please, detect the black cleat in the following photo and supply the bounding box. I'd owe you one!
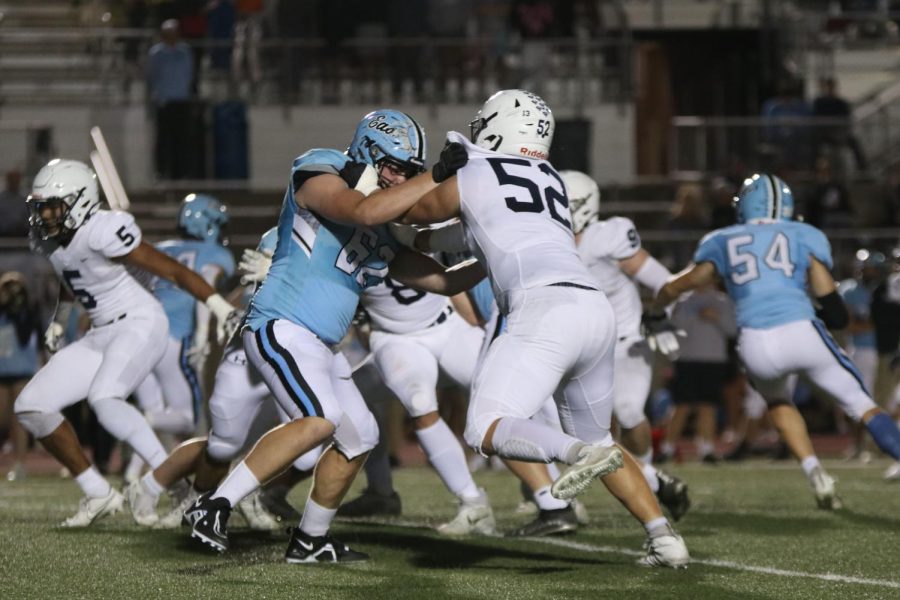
[724,440,749,462]
[185,492,232,553]
[656,470,690,522]
[259,485,301,522]
[284,527,369,564]
[506,506,579,537]
[336,489,401,518]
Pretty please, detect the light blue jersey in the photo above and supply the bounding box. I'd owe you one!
[154,239,235,339]
[246,149,401,345]
[694,221,832,329]
[839,279,876,349]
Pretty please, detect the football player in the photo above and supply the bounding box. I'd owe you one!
[648,173,900,507]
[125,194,235,483]
[15,159,239,527]
[394,90,690,567]
[184,110,479,562]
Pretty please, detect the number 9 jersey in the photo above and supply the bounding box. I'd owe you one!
[694,220,832,329]
[39,210,160,326]
[449,131,597,314]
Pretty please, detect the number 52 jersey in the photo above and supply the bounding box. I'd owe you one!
[694,220,832,329]
[40,210,160,327]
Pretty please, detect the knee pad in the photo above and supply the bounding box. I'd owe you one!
[405,389,438,419]
[206,434,241,463]
[91,397,145,441]
[333,409,379,460]
[16,410,64,439]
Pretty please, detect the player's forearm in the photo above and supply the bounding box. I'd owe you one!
[411,259,486,296]
[355,173,438,227]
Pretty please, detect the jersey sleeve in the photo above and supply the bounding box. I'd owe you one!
[800,224,833,270]
[693,230,727,276]
[89,211,142,258]
[583,217,641,261]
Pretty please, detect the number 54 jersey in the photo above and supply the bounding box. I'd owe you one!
[449,132,597,314]
[246,149,401,345]
[39,210,160,327]
[694,220,832,329]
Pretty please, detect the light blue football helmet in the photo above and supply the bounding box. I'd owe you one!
[257,226,278,253]
[347,110,427,180]
[178,194,228,243]
[734,173,794,224]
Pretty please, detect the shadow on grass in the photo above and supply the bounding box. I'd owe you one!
[684,511,830,536]
[831,508,900,531]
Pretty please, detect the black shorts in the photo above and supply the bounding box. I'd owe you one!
[670,361,729,405]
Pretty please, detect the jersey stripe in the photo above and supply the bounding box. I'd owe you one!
[254,322,324,417]
[811,319,870,395]
[178,336,203,424]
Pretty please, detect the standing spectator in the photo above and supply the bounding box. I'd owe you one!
[761,78,811,171]
[147,19,196,180]
[0,272,43,481]
[658,282,737,464]
[232,0,266,89]
[206,0,236,73]
[802,155,854,228]
[811,77,867,172]
[0,170,29,238]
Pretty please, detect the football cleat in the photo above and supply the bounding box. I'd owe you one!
[808,466,843,510]
[506,506,578,538]
[551,444,624,500]
[436,492,496,536]
[155,489,198,529]
[284,528,369,564]
[60,487,124,528]
[639,525,690,568]
[337,489,401,518]
[124,480,160,527]
[235,489,280,530]
[884,461,900,481]
[187,492,232,552]
[656,471,691,522]
[259,485,301,522]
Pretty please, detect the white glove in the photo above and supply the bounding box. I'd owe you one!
[186,339,210,372]
[641,311,685,361]
[44,322,65,354]
[205,293,241,345]
[354,164,380,195]
[388,222,418,248]
[238,248,273,286]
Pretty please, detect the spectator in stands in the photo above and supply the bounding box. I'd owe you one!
[871,259,900,411]
[709,176,738,230]
[812,77,867,172]
[206,0,236,73]
[802,155,854,228]
[0,170,29,238]
[761,78,812,171]
[0,272,43,481]
[232,0,266,89]
[146,19,196,180]
[508,0,573,94]
[667,183,708,269]
[658,281,737,464]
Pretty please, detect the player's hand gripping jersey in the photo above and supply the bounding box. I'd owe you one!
[36,210,160,326]
[246,149,401,344]
[448,132,597,313]
[694,220,833,329]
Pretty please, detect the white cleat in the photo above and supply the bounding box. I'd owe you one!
[809,466,843,510]
[883,461,900,482]
[236,490,280,531]
[437,491,496,536]
[155,489,198,529]
[551,445,624,500]
[515,500,538,516]
[60,487,124,528]
[639,528,691,568]
[125,480,160,527]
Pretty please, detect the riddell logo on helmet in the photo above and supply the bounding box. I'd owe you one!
[519,147,547,160]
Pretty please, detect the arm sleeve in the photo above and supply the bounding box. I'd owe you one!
[89,212,142,258]
[632,254,672,295]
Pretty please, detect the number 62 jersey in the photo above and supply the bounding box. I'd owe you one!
[694,220,832,329]
[37,210,161,327]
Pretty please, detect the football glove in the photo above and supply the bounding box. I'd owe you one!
[641,310,685,360]
[44,322,65,354]
[432,141,468,183]
[238,247,274,286]
[205,294,241,345]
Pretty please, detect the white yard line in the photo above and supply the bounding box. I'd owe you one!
[533,537,900,590]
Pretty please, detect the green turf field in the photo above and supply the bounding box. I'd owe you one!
[1,461,898,600]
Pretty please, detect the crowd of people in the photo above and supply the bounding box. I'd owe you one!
[1,87,900,570]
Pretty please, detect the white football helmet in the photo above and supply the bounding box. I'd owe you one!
[28,159,100,240]
[469,89,555,160]
[561,170,600,234]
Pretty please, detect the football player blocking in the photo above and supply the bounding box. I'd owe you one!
[650,174,900,508]
[15,159,240,527]
[397,90,689,567]
[184,109,485,562]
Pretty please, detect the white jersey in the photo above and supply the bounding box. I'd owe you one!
[43,210,159,326]
[451,132,597,314]
[578,217,643,338]
[361,277,450,334]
